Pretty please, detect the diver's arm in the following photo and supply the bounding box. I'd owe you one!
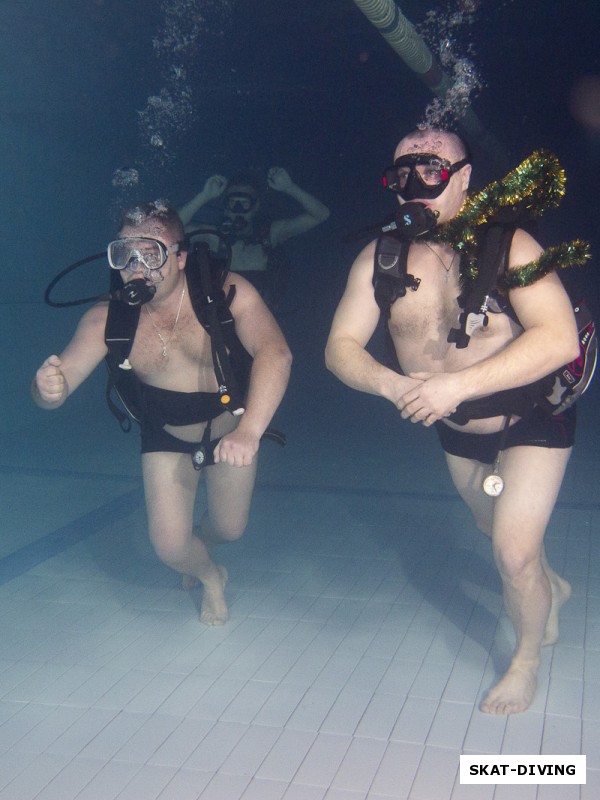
[267,168,330,246]
[32,303,109,409]
[232,277,292,435]
[459,285,577,396]
[325,243,421,404]
[399,230,580,423]
[178,175,228,227]
[213,276,292,466]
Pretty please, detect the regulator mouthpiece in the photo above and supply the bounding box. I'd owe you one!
[116,279,157,306]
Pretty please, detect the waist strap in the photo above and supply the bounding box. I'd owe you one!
[448,386,538,426]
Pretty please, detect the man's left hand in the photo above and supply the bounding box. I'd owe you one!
[398,371,462,426]
[213,429,260,466]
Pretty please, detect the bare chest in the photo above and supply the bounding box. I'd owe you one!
[129,308,217,389]
[388,282,459,341]
[387,243,519,369]
[231,240,269,272]
[387,244,461,341]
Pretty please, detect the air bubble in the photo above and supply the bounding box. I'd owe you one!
[111,167,140,188]
[136,0,233,165]
[417,1,484,128]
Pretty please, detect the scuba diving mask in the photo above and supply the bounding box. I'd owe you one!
[224,192,258,214]
[221,192,259,238]
[382,153,470,201]
[107,237,180,272]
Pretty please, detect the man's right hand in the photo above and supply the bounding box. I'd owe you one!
[35,355,67,405]
[202,175,228,200]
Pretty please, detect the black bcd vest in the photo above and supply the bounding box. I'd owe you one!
[104,243,252,431]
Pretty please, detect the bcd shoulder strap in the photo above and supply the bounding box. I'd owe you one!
[186,243,248,416]
[447,221,516,348]
[105,299,141,372]
[372,235,420,318]
[104,299,142,431]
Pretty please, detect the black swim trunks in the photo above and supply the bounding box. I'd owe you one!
[137,383,225,428]
[135,383,225,458]
[140,424,221,457]
[434,405,576,464]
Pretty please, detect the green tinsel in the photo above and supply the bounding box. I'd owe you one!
[437,149,566,250]
[429,150,591,287]
[500,240,592,291]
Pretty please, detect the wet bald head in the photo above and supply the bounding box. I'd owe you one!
[395,128,471,164]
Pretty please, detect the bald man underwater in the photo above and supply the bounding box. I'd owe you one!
[326,127,583,714]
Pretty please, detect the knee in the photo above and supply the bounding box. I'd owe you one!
[212,519,247,542]
[151,532,190,570]
[200,511,248,543]
[494,544,541,585]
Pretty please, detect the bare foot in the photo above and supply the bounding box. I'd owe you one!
[480,662,538,715]
[199,565,229,626]
[542,573,571,647]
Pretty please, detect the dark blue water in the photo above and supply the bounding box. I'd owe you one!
[2,0,599,484]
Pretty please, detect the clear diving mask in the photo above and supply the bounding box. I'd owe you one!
[224,192,258,214]
[107,237,180,273]
[382,153,470,201]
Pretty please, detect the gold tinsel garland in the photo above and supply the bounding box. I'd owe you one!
[431,149,591,288]
[500,240,592,291]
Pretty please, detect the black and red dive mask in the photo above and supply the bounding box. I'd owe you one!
[382,152,470,201]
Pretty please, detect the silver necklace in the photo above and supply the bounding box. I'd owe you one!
[424,242,457,282]
[144,286,186,358]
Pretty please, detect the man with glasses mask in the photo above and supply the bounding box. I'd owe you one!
[33,201,292,627]
[179,167,330,300]
[325,127,580,715]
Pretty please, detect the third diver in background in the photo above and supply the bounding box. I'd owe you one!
[179,167,330,303]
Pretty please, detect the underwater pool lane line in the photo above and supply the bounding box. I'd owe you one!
[0,487,144,586]
[351,0,508,164]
